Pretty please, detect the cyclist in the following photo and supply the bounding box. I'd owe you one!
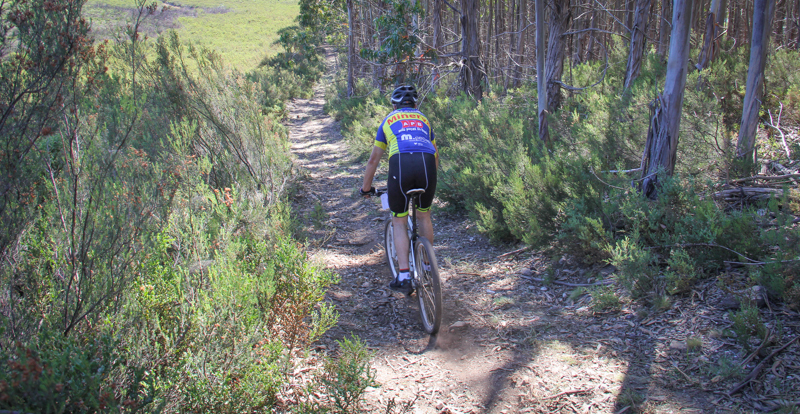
[361,84,439,294]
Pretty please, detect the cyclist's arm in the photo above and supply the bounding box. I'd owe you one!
[362,145,385,194]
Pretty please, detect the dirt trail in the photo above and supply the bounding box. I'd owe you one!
[286,51,799,413]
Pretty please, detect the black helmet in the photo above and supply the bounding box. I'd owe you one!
[391,85,418,106]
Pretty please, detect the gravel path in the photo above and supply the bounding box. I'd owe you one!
[285,49,800,414]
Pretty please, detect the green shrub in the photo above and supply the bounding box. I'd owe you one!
[1,9,338,411]
[729,304,767,350]
[0,330,151,412]
[324,79,388,159]
[609,235,657,298]
[317,336,377,414]
[590,285,621,311]
[249,26,324,110]
[665,248,699,295]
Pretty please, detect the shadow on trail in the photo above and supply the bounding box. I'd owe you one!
[286,53,729,412]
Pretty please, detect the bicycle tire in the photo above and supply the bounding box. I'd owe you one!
[413,236,442,335]
[384,220,399,279]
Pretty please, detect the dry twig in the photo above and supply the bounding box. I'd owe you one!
[521,275,614,287]
[497,246,532,258]
[728,336,800,396]
[740,328,772,368]
[543,388,591,399]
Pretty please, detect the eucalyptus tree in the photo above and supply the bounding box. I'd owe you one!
[696,0,727,70]
[640,0,694,197]
[736,0,777,161]
[624,0,652,89]
[461,0,483,98]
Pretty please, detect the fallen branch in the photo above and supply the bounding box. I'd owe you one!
[767,104,792,160]
[521,275,613,287]
[497,246,532,258]
[590,166,627,190]
[739,328,772,368]
[724,258,800,266]
[544,388,591,399]
[602,168,642,174]
[728,173,800,184]
[713,187,784,201]
[671,361,699,384]
[727,335,800,396]
[646,243,761,263]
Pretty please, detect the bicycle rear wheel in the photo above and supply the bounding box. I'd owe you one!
[384,220,399,279]
[413,236,442,335]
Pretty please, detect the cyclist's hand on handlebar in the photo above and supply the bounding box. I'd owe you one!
[359,186,376,198]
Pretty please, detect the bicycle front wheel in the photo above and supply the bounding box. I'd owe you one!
[384,220,399,279]
[413,236,442,335]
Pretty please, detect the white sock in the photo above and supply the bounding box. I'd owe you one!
[398,271,410,281]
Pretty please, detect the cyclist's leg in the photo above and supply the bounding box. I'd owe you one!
[387,153,411,274]
[392,214,410,270]
[416,152,437,244]
[417,210,433,243]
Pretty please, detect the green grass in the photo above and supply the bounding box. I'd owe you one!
[86,0,299,70]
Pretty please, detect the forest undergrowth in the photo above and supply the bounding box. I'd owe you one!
[2,0,800,411]
[0,1,378,412]
[324,31,800,412]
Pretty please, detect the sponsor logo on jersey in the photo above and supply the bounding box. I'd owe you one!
[401,120,424,128]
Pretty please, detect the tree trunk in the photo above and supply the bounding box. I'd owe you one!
[432,0,443,88]
[461,0,483,99]
[775,0,786,47]
[505,0,519,91]
[696,0,724,70]
[536,0,548,142]
[545,0,572,111]
[640,0,694,197]
[716,0,728,29]
[347,0,355,97]
[624,0,653,89]
[736,0,776,160]
[573,2,588,65]
[627,0,636,30]
[658,0,673,57]
[795,0,800,49]
[513,0,527,87]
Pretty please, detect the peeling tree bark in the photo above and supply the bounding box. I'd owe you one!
[736,0,776,160]
[432,0,443,89]
[624,0,653,89]
[537,0,548,142]
[461,0,483,99]
[640,0,694,198]
[696,0,725,70]
[545,0,572,111]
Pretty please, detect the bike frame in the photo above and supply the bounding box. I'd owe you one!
[407,194,419,280]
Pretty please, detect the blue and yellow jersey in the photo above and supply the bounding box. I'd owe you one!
[375,108,436,158]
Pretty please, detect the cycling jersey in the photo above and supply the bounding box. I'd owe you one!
[374,108,436,158]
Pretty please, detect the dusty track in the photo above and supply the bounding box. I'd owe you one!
[286,50,800,414]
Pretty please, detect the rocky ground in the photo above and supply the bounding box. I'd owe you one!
[285,50,800,413]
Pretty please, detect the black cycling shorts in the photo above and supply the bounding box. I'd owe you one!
[387,152,437,217]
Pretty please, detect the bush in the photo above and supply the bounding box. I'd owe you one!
[0,330,151,412]
[317,336,377,413]
[1,7,340,411]
[324,79,388,160]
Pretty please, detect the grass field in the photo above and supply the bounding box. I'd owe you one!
[86,0,300,70]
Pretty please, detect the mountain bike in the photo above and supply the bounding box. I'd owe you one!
[375,187,442,335]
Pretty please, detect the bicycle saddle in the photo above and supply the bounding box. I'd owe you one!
[405,188,426,196]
